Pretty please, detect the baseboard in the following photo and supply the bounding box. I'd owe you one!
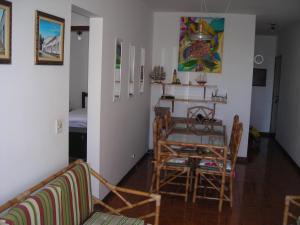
[101,152,150,203]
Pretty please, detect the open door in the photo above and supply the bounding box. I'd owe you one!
[270,55,282,134]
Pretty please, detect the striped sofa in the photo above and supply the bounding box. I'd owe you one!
[0,160,161,225]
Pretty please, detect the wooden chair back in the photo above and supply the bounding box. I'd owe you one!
[187,106,215,132]
[187,106,215,121]
[229,122,243,172]
[164,110,172,132]
[153,117,163,162]
[229,115,239,151]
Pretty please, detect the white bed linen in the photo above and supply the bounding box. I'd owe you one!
[69,108,87,128]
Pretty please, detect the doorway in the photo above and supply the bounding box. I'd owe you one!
[69,11,90,162]
[68,5,103,187]
[270,55,282,134]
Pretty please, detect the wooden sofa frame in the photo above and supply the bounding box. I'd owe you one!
[283,195,300,225]
[0,159,161,225]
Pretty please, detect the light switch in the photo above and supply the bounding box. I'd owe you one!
[55,119,63,134]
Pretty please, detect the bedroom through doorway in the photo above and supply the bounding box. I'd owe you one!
[69,11,90,162]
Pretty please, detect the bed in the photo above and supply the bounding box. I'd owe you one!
[69,92,88,161]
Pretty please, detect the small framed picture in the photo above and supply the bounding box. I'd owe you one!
[0,0,12,64]
[35,10,65,65]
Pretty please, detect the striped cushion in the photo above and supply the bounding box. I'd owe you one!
[0,186,62,225]
[49,162,93,225]
[83,212,144,225]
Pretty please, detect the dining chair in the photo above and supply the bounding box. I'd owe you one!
[150,117,163,192]
[152,118,192,202]
[283,195,300,225]
[187,106,221,134]
[229,115,239,153]
[164,110,174,133]
[192,120,243,211]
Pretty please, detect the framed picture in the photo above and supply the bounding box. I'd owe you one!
[35,10,65,65]
[0,0,12,64]
[178,17,225,73]
[113,38,122,101]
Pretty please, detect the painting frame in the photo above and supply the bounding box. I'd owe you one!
[113,38,123,102]
[178,17,225,73]
[0,0,12,64]
[35,10,65,65]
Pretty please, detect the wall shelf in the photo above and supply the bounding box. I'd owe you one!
[151,82,217,89]
[153,82,227,112]
[159,97,227,104]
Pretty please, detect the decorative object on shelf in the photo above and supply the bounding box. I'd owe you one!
[211,88,227,102]
[150,66,166,82]
[178,17,225,73]
[195,72,207,86]
[35,11,65,65]
[172,69,181,84]
[0,0,12,64]
[161,95,175,100]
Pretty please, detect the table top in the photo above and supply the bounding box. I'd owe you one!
[161,125,226,148]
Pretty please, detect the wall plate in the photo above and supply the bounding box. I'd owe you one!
[254,54,264,65]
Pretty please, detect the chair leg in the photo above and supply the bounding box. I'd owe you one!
[185,169,190,202]
[150,167,156,192]
[218,173,226,212]
[230,176,233,207]
[193,169,199,203]
[189,159,195,192]
[156,166,161,193]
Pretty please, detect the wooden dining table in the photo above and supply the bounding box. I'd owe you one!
[156,122,228,211]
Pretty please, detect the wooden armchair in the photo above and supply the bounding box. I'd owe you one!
[283,195,300,225]
[0,160,161,225]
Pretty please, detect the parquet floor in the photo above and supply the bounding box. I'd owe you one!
[105,137,300,225]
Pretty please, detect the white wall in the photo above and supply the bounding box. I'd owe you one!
[70,12,89,110]
[276,21,300,167]
[150,12,256,158]
[0,0,71,204]
[0,0,153,204]
[71,0,153,197]
[250,35,277,132]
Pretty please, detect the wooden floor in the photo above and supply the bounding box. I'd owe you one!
[106,137,300,225]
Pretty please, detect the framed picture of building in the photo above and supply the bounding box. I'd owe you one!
[0,0,12,64]
[35,11,65,65]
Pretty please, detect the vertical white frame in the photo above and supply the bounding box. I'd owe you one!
[128,44,135,97]
[113,38,122,102]
[139,48,145,93]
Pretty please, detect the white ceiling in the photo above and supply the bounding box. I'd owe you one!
[141,0,300,35]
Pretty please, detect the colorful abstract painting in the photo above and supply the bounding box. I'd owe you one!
[178,17,225,73]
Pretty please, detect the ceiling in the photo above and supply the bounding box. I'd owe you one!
[141,0,300,35]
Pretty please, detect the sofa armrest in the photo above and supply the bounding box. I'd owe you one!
[90,168,161,225]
